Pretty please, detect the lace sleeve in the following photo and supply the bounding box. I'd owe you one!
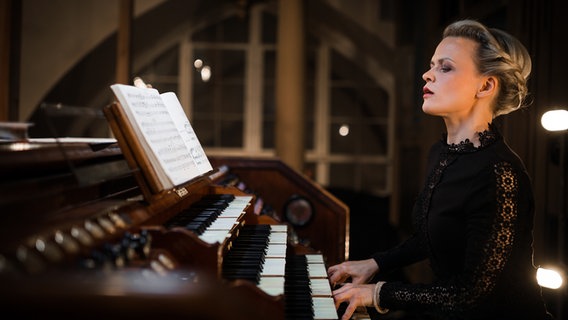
[380,161,519,316]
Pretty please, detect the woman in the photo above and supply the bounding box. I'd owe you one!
[328,19,553,320]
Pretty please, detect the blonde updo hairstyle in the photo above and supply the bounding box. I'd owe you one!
[443,20,532,117]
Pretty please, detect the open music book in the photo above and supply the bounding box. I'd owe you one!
[109,84,212,192]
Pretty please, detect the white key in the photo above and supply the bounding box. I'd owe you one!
[258,275,285,296]
[198,195,252,243]
[308,254,338,319]
[313,297,339,320]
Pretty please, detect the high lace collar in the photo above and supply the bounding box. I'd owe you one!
[442,123,501,153]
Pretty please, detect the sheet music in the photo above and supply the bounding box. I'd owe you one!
[160,92,213,175]
[111,84,200,189]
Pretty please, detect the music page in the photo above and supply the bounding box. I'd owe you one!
[110,84,200,189]
[160,92,213,176]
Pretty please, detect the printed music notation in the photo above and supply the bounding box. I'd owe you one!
[110,84,213,191]
[161,92,212,174]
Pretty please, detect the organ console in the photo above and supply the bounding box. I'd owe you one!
[0,137,364,319]
[208,156,349,266]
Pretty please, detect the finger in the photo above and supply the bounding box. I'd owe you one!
[333,292,345,309]
[329,274,341,285]
[328,273,342,286]
[327,266,338,278]
[332,288,349,308]
[341,303,357,320]
[332,281,346,290]
[330,273,349,286]
[332,283,352,295]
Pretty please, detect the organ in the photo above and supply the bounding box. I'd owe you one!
[0,116,358,318]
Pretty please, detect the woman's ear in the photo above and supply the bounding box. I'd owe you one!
[477,77,497,98]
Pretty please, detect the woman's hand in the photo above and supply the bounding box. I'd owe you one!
[332,283,375,320]
[327,258,379,286]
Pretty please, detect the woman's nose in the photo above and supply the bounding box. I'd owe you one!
[422,70,432,82]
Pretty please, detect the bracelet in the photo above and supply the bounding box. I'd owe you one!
[373,281,389,314]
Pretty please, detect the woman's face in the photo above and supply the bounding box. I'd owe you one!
[422,36,486,118]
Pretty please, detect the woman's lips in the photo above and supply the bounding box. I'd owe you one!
[423,86,433,98]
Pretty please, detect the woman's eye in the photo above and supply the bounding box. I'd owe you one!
[440,65,452,72]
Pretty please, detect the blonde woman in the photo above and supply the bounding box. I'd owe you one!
[328,19,553,320]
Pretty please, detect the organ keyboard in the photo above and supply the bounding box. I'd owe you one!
[164,194,253,245]
[0,139,358,319]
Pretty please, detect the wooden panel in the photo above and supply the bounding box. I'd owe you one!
[209,156,349,265]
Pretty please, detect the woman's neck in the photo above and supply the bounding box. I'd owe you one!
[444,119,491,147]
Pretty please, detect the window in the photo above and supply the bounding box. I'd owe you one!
[136,4,393,195]
[192,48,245,148]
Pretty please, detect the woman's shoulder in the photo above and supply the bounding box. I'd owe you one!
[488,139,528,171]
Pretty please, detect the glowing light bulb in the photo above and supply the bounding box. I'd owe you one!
[541,109,568,131]
[339,124,349,136]
[536,267,563,289]
[201,65,211,82]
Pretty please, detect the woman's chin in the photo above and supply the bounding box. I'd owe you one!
[422,105,435,115]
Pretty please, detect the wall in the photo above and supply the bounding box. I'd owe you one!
[19,0,163,120]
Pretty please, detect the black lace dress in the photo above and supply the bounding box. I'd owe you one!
[372,124,552,319]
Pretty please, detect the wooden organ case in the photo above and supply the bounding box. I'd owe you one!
[208,156,349,266]
[0,104,353,319]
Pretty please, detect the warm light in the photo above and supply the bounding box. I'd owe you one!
[133,77,147,88]
[339,124,350,136]
[536,267,564,289]
[541,109,568,131]
[194,59,203,69]
[201,65,211,82]
[8,142,32,151]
